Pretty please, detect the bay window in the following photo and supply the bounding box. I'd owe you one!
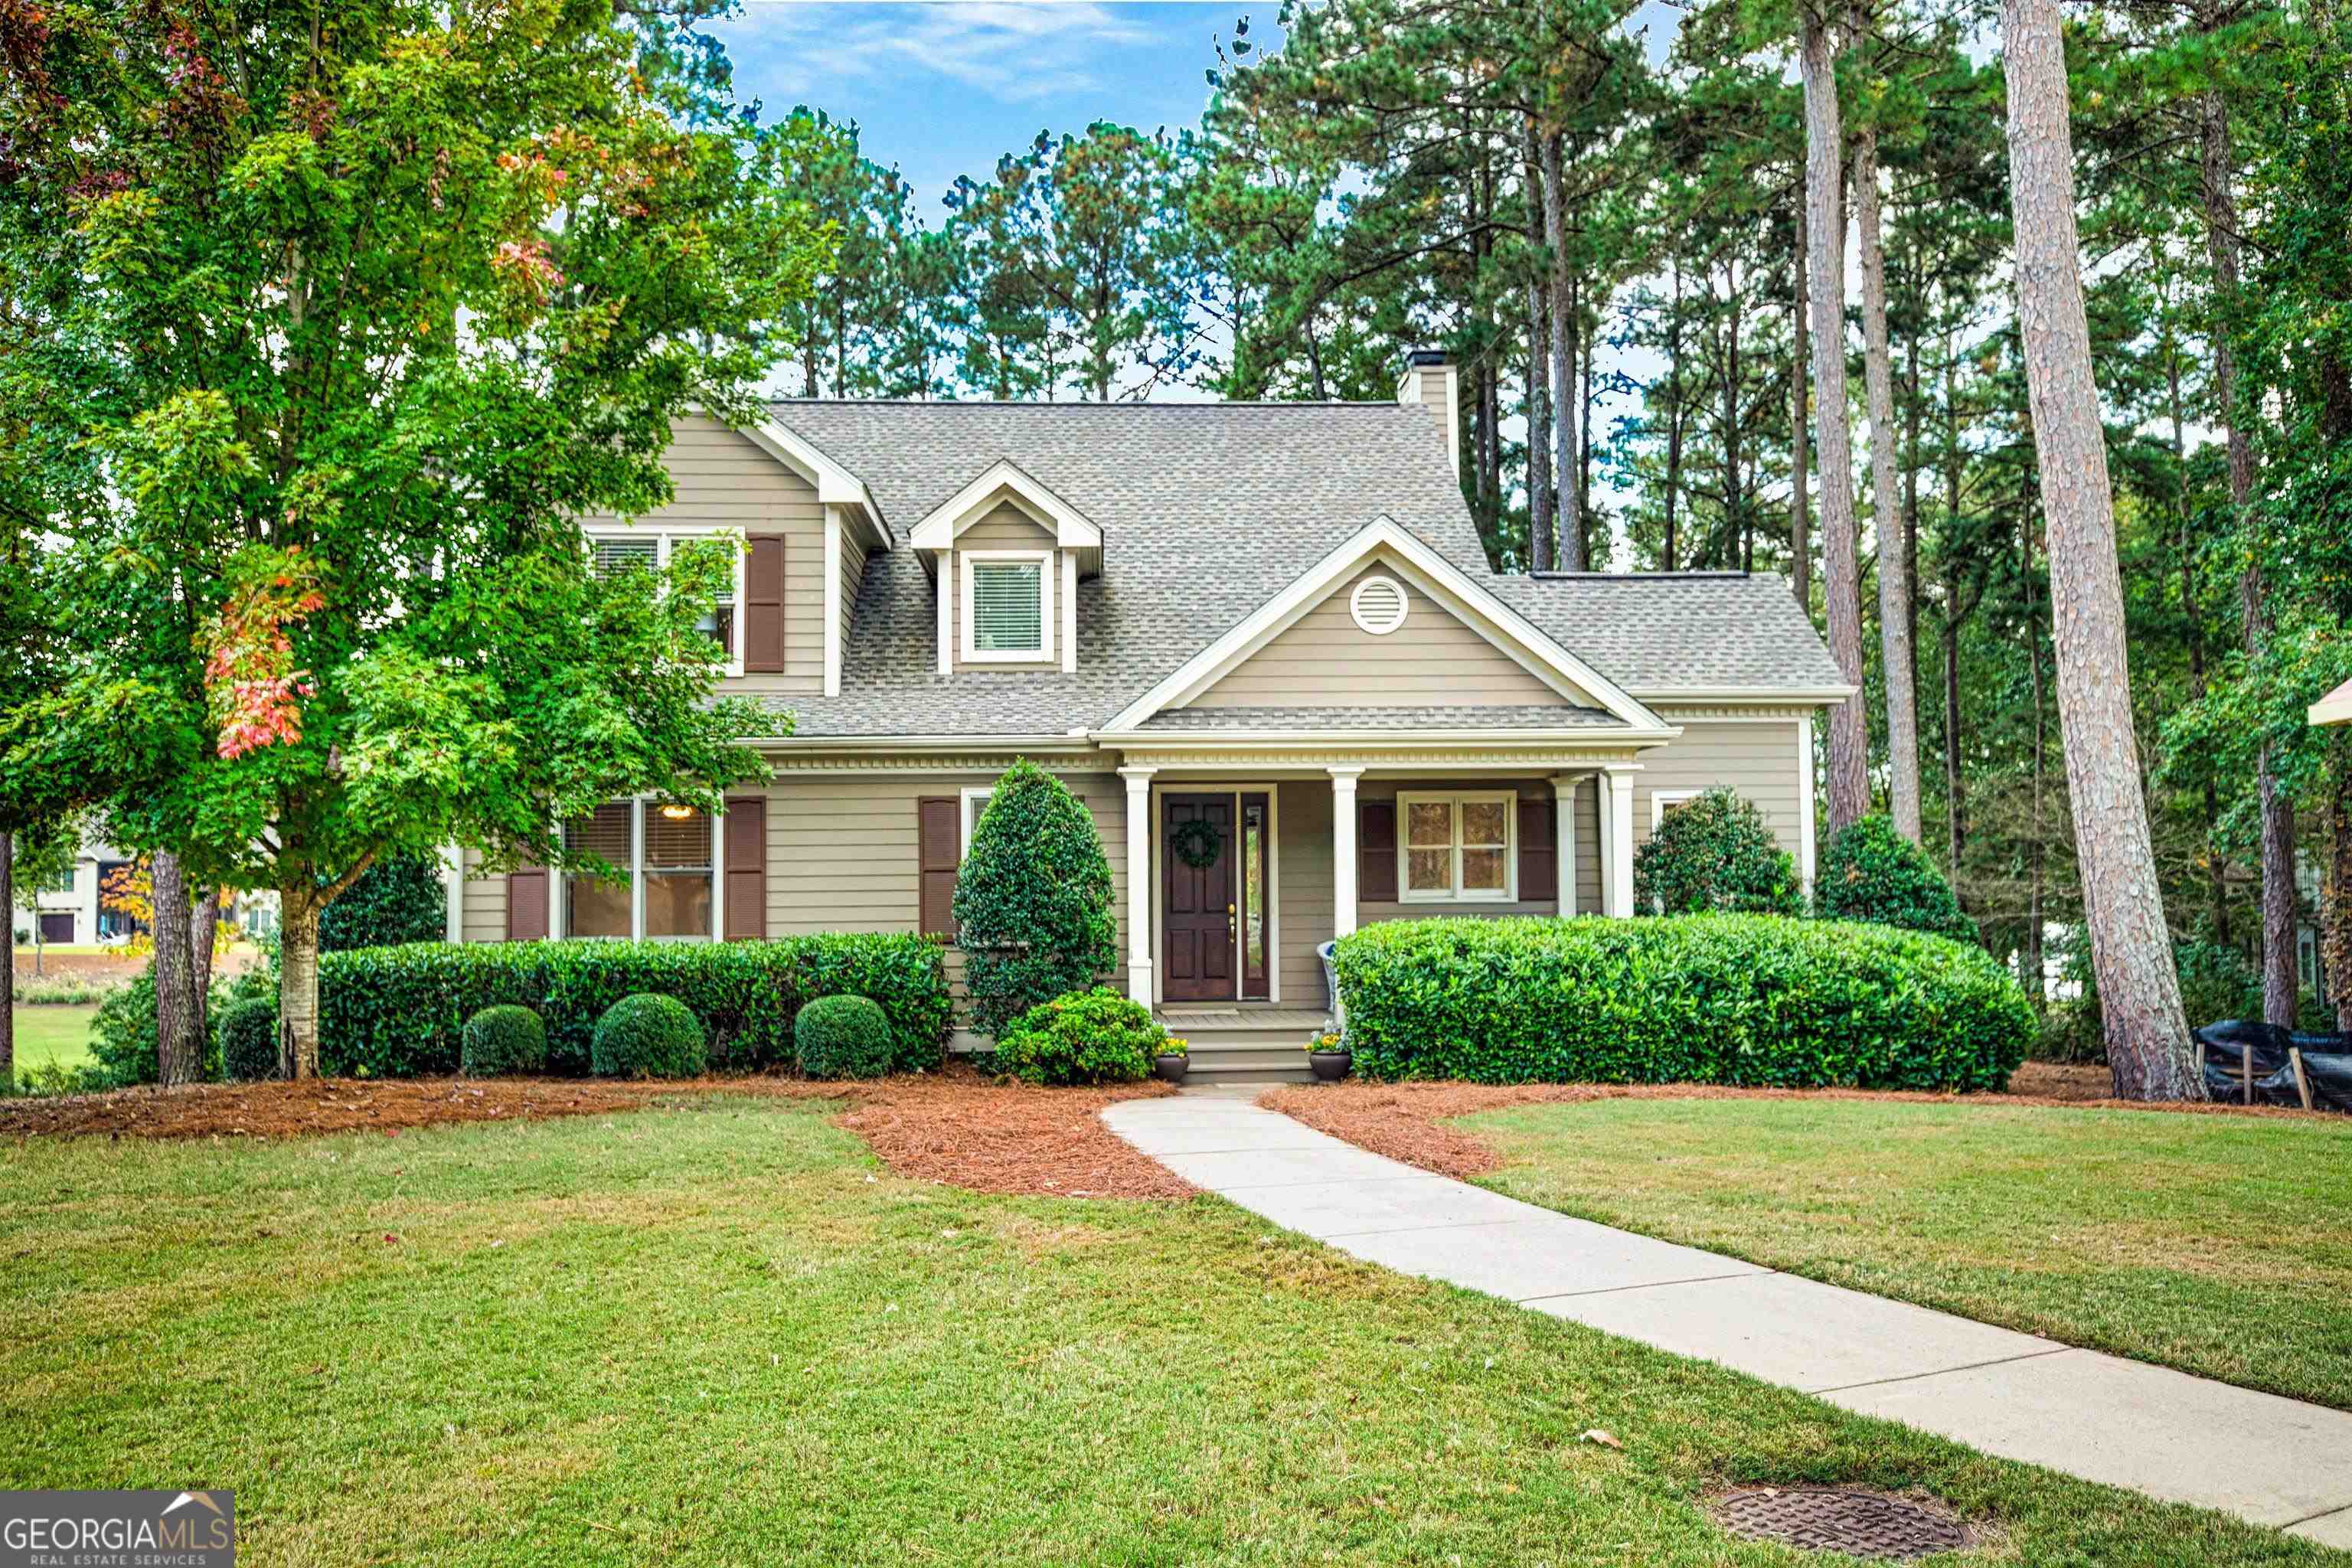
[1398,791,1516,903]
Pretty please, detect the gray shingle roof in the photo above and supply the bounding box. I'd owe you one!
[764,400,1842,738]
[1138,704,1619,732]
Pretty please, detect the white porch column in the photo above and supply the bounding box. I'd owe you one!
[1329,766,1364,939]
[442,844,465,943]
[1119,766,1156,1001]
[1602,765,1640,916]
[1549,776,1584,917]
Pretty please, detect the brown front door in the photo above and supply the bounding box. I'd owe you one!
[1162,794,1236,1003]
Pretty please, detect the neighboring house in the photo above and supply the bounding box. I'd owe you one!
[445,352,1853,1074]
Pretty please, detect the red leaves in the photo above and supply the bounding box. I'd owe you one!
[204,547,325,760]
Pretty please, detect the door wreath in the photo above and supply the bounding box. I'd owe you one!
[1171,816,1224,870]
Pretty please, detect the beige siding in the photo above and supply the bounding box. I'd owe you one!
[584,416,826,695]
[1634,717,1808,861]
[836,527,867,669]
[460,848,507,943]
[1191,564,1585,708]
[1276,781,1334,1008]
[947,506,1060,674]
[1563,776,1602,915]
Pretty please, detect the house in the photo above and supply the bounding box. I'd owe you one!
[444,352,1852,1076]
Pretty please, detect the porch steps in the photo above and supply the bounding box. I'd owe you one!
[1158,1008,1330,1085]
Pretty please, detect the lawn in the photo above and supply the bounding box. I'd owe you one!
[10,1003,97,1080]
[2,1096,2341,1563]
[1458,1096,2352,1412]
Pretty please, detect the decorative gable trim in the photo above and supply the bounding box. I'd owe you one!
[1098,517,1674,737]
[906,459,1103,556]
[740,416,891,548]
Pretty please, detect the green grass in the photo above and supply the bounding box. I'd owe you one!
[10,1003,97,1078]
[1458,1096,2352,1413]
[2,1098,2340,1563]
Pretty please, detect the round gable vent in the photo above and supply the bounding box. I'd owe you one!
[1349,574,1410,636]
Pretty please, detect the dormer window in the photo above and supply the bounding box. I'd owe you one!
[962,550,1054,663]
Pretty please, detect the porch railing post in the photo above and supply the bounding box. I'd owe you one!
[1119,766,1156,1002]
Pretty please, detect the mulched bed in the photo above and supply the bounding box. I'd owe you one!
[1261,1062,2337,1183]
[0,1066,1191,1200]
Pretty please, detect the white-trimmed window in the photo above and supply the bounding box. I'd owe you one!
[1651,789,1704,832]
[1398,791,1516,902]
[959,787,995,854]
[961,550,1054,662]
[560,799,721,942]
[586,529,743,676]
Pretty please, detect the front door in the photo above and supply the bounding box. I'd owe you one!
[1162,794,1236,1003]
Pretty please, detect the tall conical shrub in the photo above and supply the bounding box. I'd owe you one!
[953,760,1117,1040]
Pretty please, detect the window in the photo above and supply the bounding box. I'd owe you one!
[961,550,1054,662]
[959,788,994,855]
[1397,792,1515,902]
[38,868,75,895]
[587,529,741,674]
[1650,789,1704,832]
[560,799,722,941]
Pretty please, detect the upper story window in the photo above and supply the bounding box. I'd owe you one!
[962,550,1054,663]
[588,530,742,677]
[1398,790,1516,902]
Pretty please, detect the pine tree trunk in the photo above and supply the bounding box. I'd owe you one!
[2004,0,2198,1099]
[1,829,12,1091]
[1526,121,1555,573]
[2328,735,2352,1033]
[1855,124,1922,842]
[190,887,218,1055]
[278,884,322,1080]
[2197,87,2298,1026]
[1542,132,1583,570]
[2166,328,2230,945]
[1665,259,1684,570]
[1789,194,1811,608]
[152,852,200,1086]
[1801,10,1871,833]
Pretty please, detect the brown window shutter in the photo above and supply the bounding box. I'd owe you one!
[724,796,766,940]
[1358,800,1399,903]
[1517,798,1557,903]
[917,796,960,939]
[506,858,547,942]
[743,534,787,673]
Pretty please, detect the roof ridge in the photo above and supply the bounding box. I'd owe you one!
[767,397,1414,412]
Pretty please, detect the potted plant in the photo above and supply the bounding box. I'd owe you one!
[1154,1035,1191,1084]
[1307,1031,1351,1083]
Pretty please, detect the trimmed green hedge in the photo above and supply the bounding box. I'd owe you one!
[218,998,280,1082]
[592,994,706,1079]
[462,1004,547,1076]
[993,987,1163,1086]
[1332,914,2033,1093]
[316,936,951,1078]
[795,995,895,1080]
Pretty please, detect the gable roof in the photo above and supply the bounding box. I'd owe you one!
[906,458,1102,555]
[757,400,1847,738]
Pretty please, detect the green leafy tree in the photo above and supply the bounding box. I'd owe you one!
[2,0,828,1076]
[1632,788,1803,915]
[952,761,1117,1040]
[1818,814,1978,941]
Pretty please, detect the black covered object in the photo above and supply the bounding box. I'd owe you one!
[2193,1018,2352,1110]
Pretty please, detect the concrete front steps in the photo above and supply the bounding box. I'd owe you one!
[1157,1008,1331,1084]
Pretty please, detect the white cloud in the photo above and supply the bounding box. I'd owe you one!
[724,2,1165,106]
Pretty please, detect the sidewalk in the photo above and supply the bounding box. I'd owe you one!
[1102,1089,2352,1547]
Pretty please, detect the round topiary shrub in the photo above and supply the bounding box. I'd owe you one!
[462,1004,547,1077]
[993,986,1163,1086]
[1632,787,1802,915]
[1818,814,1978,941]
[590,993,706,1080]
[217,997,279,1082]
[793,994,894,1080]
[953,760,1118,1041]
[319,851,449,952]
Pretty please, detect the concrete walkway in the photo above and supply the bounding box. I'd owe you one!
[1102,1089,2352,1547]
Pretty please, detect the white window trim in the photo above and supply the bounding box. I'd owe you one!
[959,548,1055,665]
[1651,789,1704,833]
[557,795,724,943]
[583,527,746,679]
[959,786,994,856]
[1396,790,1517,903]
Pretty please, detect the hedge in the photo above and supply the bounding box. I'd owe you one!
[794,995,895,1080]
[1332,913,2033,1093]
[218,998,280,1082]
[592,994,706,1079]
[316,936,951,1078]
[992,986,1163,1086]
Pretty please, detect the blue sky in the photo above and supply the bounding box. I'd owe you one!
[709,2,1257,213]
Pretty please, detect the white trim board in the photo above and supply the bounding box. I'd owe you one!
[740,416,889,546]
[1099,517,1673,737]
[907,457,1103,555]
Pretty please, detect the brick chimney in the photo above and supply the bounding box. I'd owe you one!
[1395,348,1461,478]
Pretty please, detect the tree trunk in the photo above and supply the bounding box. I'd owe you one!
[1942,326,1970,877]
[1855,124,1922,842]
[278,884,322,1080]
[2198,87,2298,1026]
[1801,10,1871,833]
[1542,132,1583,570]
[2166,323,2229,944]
[2025,511,2048,1012]
[1665,259,1684,570]
[190,887,218,1055]
[1,829,11,1090]
[152,852,201,1086]
[1527,123,1555,573]
[2328,734,2352,1033]
[1789,194,1811,607]
[2004,0,2197,1098]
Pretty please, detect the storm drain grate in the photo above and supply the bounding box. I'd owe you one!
[1709,1487,1972,1560]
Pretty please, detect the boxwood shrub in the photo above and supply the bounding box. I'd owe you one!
[592,994,706,1079]
[794,994,895,1080]
[1332,914,2033,1093]
[462,1004,547,1076]
[316,936,950,1078]
[992,986,1163,1086]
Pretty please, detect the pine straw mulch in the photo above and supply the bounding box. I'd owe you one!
[1259,1061,2338,1183]
[0,1066,1191,1200]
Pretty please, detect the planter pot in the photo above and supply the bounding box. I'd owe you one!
[1153,1053,1191,1085]
[1308,1050,1351,1083]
